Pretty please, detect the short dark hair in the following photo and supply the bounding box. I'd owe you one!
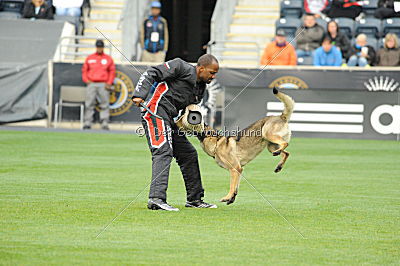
[321,36,332,44]
[197,54,219,67]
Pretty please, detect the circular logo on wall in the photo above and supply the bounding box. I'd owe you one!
[268,76,309,89]
[96,70,134,116]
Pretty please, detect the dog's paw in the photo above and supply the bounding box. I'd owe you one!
[220,196,230,202]
[272,150,281,156]
[274,165,282,173]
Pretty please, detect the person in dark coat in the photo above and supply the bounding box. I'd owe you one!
[23,0,54,20]
[325,0,362,19]
[374,0,400,19]
[348,34,377,66]
[377,33,400,66]
[325,20,352,60]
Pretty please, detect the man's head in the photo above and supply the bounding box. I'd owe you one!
[321,37,332,52]
[356,34,367,47]
[150,1,161,17]
[32,0,44,6]
[95,39,104,54]
[275,29,287,45]
[303,13,316,28]
[196,54,219,84]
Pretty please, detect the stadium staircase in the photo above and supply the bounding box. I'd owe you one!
[80,0,124,61]
[214,0,281,67]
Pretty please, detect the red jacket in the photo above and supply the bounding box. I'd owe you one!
[82,52,116,85]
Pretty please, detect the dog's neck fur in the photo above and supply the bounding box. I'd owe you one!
[196,124,220,142]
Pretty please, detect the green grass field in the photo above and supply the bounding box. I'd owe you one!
[0,130,399,265]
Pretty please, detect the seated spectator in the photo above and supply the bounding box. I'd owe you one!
[325,0,362,19]
[314,37,343,66]
[325,20,351,60]
[304,0,330,18]
[53,0,83,17]
[374,0,400,19]
[23,0,53,20]
[295,13,325,59]
[377,33,400,66]
[347,34,377,66]
[260,29,297,66]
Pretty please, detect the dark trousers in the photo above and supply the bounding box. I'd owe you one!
[141,105,204,202]
[327,6,362,19]
[374,8,400,19]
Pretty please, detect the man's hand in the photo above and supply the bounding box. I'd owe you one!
[132,97,144,107]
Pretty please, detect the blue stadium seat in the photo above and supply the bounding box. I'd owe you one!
[362,0,378,17]
[280,0,303,18]
[297,56,313,66]
[378,38,385,49]
[275,17,302,40]
[333,17,355,39]
[0,0,24,13]
[0,10,21,18]
[382,18,400,37]
[355,18,382,38]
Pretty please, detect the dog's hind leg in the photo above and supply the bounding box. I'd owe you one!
[267,141,289,173]
[266,135,288,157]
[220,165,242,205]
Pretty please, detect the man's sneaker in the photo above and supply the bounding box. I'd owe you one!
[83,125,91,130]
[185,200,217,208]
[101,125,110,131]
[147,198,179,211]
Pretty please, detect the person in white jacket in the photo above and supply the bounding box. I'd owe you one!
[53,0,83,17]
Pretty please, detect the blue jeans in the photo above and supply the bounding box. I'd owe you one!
[56,7,81,17]
[347,55,368,67]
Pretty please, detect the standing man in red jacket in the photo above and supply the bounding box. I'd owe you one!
[82,40,116,130]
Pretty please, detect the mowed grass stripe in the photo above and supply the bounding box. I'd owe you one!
[0,130,399,264]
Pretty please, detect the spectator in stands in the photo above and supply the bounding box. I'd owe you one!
[140,1,169,62]
[53,0,83,17]
[260,29,297,66]
[304,0,330,18]
[313,37,343,66]
[348,34,377,66]
[295,13,325,59]
[325,0,362,19]
[23,0,54,20]
[325,20,351,60]
[82,40,116,130]
[377,33,400,66]
[374,0,400,19]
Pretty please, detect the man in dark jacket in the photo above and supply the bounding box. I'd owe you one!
[295,13,325,59]
[132,54,219,211]
[325,0,362,19]
[23,0,53,20]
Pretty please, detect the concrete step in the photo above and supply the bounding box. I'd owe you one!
[235,5,279,13]
[91,0,124,9]
[229,24,275,34]
[220,59,259,67]
[232,14,278,24]
[238,0,281,5]
[84,28,121,40]
[86,19,119,30]
[79,38,121,46]
[90,9,121,20]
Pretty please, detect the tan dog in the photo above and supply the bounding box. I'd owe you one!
[178,88,295,205]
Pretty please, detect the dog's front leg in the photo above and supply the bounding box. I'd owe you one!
[220,167,242,205]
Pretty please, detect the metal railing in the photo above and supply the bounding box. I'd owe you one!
[55,36,113,62]
[210,0,238,44]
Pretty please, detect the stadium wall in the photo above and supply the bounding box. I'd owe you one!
[49,62,400,141]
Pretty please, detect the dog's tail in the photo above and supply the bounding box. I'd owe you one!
[272,87,295,121]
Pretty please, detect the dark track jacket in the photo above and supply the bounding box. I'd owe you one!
[133,58,206,117]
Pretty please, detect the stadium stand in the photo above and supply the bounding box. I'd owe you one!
[275,17,302,41]
[363,0,379,17]
[383,17,400,36]
[355,17,382,39]
[280,0,303,18]
[210,0,281,67]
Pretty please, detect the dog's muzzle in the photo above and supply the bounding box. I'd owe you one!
[175,104,204,133]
